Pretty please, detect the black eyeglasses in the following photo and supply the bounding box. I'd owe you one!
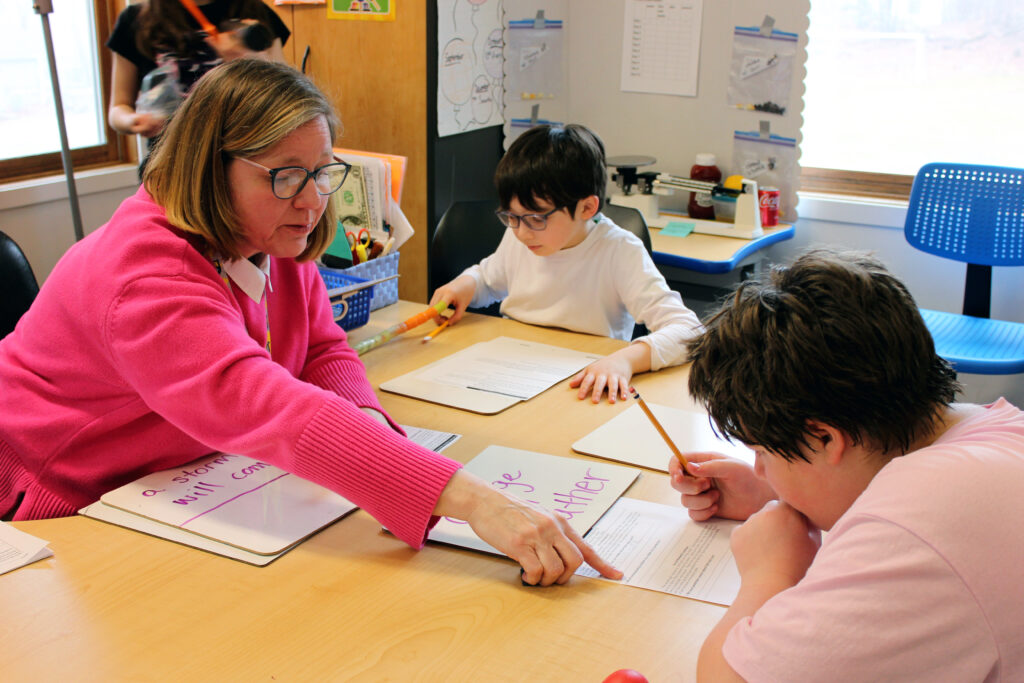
[234,156,352,200]
[494,206,563,232]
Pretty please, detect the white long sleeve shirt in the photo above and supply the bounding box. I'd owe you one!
[463,213,703,370]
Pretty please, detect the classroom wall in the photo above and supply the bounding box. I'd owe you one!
[0,166,137,282]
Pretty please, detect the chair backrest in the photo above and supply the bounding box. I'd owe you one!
[601,202,653,255]
[904,163,1024,318]
[0,230,40,339]
[429,201,507,314]
[905,163,1024,266]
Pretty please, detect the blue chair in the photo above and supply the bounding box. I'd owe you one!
[904,163,1024,375]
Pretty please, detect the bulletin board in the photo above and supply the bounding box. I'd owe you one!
[501,0,809,222]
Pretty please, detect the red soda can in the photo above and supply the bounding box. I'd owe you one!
[758,186,780,227]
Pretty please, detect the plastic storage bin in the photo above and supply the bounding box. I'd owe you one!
[339,252,400,310]
[319,250,399,313]
[318,268,373,331]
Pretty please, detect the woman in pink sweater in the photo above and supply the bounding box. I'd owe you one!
[0,59,619,587]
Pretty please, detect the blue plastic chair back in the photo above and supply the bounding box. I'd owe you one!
[905,163,1024,267]
[903,163,1024,375]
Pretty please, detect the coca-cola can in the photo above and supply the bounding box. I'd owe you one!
[758,186,780,227]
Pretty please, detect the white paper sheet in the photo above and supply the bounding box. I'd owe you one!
[577,497,740,606]
[621,0,704,97]
[416,337,600,400]
[0,521,53,575]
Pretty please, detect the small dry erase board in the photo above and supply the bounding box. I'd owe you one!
[573,403,754,472]
[96,453,357,555]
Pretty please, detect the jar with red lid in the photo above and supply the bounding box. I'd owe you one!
[688,153,721,220]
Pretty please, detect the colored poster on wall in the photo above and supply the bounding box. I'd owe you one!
[328,0,395,21]
[437,0,504,137]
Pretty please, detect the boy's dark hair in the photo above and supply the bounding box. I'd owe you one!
[495,124,607,216]
[687,248,960,462]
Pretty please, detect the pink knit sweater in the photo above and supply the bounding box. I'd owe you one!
[0,188,461,547]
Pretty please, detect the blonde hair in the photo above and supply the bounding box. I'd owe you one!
[144,59,340,261]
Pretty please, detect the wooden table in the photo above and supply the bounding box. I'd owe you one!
[4,303,722,682]
[650,224,795,275]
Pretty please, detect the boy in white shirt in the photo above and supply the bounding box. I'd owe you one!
[430,124,702,404]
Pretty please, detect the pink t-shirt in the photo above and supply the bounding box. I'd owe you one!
[724,399,1024,682]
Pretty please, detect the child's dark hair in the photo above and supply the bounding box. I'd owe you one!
[495,124,607,216]
[687,248,960,462]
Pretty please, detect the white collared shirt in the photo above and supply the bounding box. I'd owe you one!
[219,254,273,303]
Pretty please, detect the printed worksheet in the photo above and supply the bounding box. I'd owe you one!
[577,497,740,606]
[381,337,600,413]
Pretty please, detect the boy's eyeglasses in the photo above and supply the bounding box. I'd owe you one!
[234,156,352,200]
[494,206,563,232]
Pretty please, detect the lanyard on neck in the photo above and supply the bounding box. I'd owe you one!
[213,259,271,355]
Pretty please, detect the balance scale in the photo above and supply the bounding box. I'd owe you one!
[606,155,764,239]
[652,174,764,239]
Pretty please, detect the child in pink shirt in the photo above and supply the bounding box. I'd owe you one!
[672,249,1024,681]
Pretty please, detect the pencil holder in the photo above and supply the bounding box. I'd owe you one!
[318,268,373,331]
[338,252,400,310]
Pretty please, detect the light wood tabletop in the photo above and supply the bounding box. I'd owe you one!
[4,302,723,682]
[650,224,795,275]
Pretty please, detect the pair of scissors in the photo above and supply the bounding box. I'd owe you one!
[346,229,370,264]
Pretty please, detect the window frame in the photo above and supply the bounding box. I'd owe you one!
[800,168,914,201]
[0,0,132,183]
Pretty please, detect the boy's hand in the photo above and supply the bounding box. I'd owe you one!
[669,452,776,522]
[731,501,821,589]
[428,275,477,324]
[569,343,650,404]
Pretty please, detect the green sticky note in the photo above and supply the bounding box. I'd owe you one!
[661,221,696,237]
[325,219,354,259]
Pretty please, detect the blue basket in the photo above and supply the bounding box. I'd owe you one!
[340,252,400,311]
[318,268,373,331]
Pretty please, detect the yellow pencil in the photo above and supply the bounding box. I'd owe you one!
[630,387,694,476]
[421,316,451,343]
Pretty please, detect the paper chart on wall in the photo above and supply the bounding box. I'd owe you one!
[428,445,641,555]
[437,0,504,136]
[577,497,741,606]
[620,0,703,97]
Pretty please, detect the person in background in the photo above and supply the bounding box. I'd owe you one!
[0,59,621,588]
[670,248,1024,681]
[429,124,703,404]
[107,0,289,165]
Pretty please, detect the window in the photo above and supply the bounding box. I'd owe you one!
[0,1,128,181]
[801,1,1024,199]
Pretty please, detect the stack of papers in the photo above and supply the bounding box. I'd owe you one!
[333,148,413,250]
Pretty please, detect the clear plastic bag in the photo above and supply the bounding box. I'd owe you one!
[727,26,798,116]
[732,130,798,222]
[135,59,185,124]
